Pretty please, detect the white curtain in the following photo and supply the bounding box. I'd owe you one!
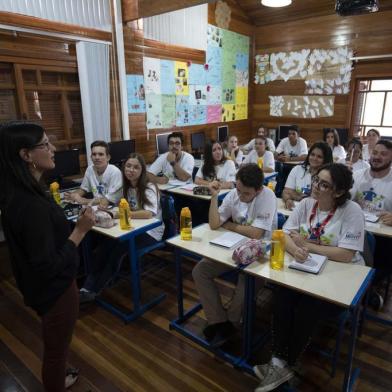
[76,41,110,163]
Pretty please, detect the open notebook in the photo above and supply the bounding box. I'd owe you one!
[209,232,247,250]
[289,253,327,274]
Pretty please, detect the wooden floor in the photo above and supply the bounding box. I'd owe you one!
[1,243,392,392]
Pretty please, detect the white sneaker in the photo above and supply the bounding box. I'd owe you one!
[254,363,294,392]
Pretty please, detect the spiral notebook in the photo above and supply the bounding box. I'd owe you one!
[289,253,327,274]
[209,232,247,249]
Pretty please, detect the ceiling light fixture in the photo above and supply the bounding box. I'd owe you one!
[261,0,292,7]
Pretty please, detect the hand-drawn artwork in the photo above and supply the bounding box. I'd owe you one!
[189,105,207,125]
[143,57,161,94]
[269,50,310,82]
[236,104,247,120]
[161,94,176,128]
[222,104,236,122]
[207,24,221,48]
[126,75,146,113]
[175,61,189,95]
[236,70,249,87]
[188,63,207,85]
[206,85,222,105]
[206,45,222,86]
[222,88,235,104]
[305,47,353,95]
[145,94,162,128]
[269,95,335,118]
[189,85,207,106]
[255,54,270,84]
[207,105,222,123]
[161,60,175,95]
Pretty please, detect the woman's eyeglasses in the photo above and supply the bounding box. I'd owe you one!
[32,141,51,151]
[311,176,333,192]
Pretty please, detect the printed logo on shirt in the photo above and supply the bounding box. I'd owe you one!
[258,212,271,221]
[355,189,385,213]
[344,231,361,241]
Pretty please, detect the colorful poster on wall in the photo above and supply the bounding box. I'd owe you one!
[174,61,189,95]
[189,105,207,125]
[126,75,146,113]
[222,104,236,122]
[161,60,175,95]
[189,63,207,85]
[189,85,207,106]
[161,94,176,128]
[143,57,161,94]
[207,105,222,123]
[206,86,222,105]
[145,94,163,128]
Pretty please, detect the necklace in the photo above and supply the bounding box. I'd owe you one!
[309,201,336,244]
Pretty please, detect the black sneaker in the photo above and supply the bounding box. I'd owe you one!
[79,290,96,305]
[209,321,237,348]
[203,323,219,341]
[369,291,384,312]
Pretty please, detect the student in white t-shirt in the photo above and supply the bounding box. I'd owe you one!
[192,164,277,348]
[337,139,370,172]
[351,140,392,309]
[282,142,332,210]
[242,135,275,172]
[243,126,275,153]
[254,163,364,392]
[148,132,194,184]
[324,129,346,161]
[225,135,244,167]
[362,128,381,162]
[80,153,164,304]
[195,140,236,190]
[275,128,308,162]
[65,140,122,206]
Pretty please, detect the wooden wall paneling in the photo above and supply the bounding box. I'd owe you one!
[253,8,392,144]
[13,65,28,118]
[123,1,255,163]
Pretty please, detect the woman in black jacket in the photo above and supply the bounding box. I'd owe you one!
[0,121,95,391]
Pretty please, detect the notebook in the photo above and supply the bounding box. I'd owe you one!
[364,212,379,223]
[209,232,247,249]
[289,253,327,274]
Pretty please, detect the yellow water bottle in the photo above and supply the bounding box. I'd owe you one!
[270,229,285,270]
[257,157,264,170]
[49,181,61,205]
[180,207,192,240]
[119,198,131,230]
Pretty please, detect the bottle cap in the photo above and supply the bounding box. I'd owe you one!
[49,181,59,191]
[119,198,129,207]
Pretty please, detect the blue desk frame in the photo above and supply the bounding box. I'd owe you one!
[87,220,165,323]
[169,243,375,391]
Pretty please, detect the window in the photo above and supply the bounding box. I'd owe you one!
[352,78,392,138]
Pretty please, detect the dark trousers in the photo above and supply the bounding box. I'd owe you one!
[373,236,392,285]
[272,286,339,366]
[41,280,79,392]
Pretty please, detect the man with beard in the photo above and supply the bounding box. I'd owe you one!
[147,131,194,184]
[351,139,392,310]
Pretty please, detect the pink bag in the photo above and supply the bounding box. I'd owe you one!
[232,239,267,266]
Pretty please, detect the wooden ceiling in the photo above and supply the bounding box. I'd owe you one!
[236,0,392,26]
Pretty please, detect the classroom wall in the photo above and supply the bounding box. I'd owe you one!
[253,9,392,145]
[123,0,254,163]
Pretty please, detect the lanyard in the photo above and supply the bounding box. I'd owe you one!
[308,201,336,243]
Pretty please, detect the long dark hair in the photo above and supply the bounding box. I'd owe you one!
[202,140,226,180]
[315,163,353,207]
[122,153,154,209]
[302,141,333,174]
[324,129,340,147]
[0,121,47,209]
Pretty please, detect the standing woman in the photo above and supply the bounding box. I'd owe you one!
[324,129,346,161]
[195,140,236,190]
[225,135,244,167]
[0,121,95,391]
[282,141,332,210]
[362,128,380,162]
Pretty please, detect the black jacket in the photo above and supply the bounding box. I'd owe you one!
[1,186,79,315]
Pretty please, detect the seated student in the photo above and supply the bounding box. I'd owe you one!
[242,135,275,173]
[253,163,364,392]
[362,128,381,162]
[243,126,275,153]
[147,131,194,184]
[225,135,244,167]
[282,141,332,210]
[80,153,164,303]
[337,139,370,172]
[192,164,277,347]
[275,128,308,162]
[195,140,236,190]
[351,140,392,309]
[324,128,346,161]
[65,140,122,207]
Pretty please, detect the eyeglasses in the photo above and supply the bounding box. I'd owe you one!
[311,176,333,192]
[169,141,181,146]
[33,141,51,151]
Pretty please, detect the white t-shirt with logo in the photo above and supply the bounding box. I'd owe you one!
[332,145,346,161]
[283,197,365,264]
[362,144,371,162]
[284,165,312,195]
[351,167,392,213]
[148,151,194,181]
[244,137,276,153]
[81,164,122,204]
[276,137,308,157]
[218,187,277,239]
[337,158,370,172]
[126,183,164,241]
[242,150,275,171]
[196,159,236,182]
